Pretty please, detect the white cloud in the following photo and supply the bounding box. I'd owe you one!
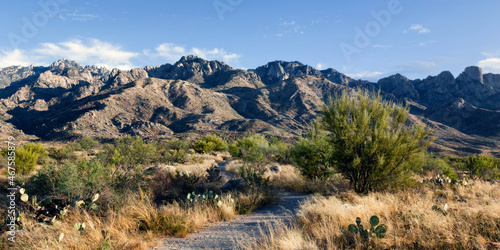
[66,13,100,21]
[0,39,139,69]
[316,63,324,70]
[373,44,393,49]
[145,43,241,64]
[34,39,139,69]
[418,40,437,47]
[478,57,500,73]
[0,39,242,70]
[0,49,37,68]
[405,24,431,34]
[275,19,304,37]
[346,71,384,79]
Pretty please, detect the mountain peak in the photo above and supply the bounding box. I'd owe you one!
[50,59,83,70]
[457,66,483,83]
[254,60,321,84]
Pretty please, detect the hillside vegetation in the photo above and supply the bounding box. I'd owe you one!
[0,91,498,249]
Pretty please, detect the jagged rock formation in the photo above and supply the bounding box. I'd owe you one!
[0,57,499,156]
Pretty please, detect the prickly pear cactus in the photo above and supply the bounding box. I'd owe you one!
[348,216,388,239]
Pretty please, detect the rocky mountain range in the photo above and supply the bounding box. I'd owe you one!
[0,56,499,157]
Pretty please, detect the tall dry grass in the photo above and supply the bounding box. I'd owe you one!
[1,191,236,249]
[249,180,500,249]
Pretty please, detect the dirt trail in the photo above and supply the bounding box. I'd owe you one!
[154,192,310,250]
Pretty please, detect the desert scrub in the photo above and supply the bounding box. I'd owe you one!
[25,159,119,210]
[291,123,334,180]
[194,135,228,153]
[231,134,293,165]
[1,142,47,175]
[465,154,498,180]
[320,89,434,193]
[0,191,238,249]
[248,180,500,249]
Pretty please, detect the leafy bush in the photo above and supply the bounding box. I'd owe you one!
[27,159,115,206]
[321,90,434,193]
[48,145,77,162]
[2,143,48,175]
[229,134,271,165]
[194,135,228,153]
[291,123,334,180]
[269,137,292,164]
[465,155,498,180]
[420,154,459,179]
[161,139,191,151]
[98,136,158,168]
[13,147,38,175]
[78,138,99,152]
[152,170,205,203]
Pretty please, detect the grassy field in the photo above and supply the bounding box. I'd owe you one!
[0,132,499,249]
[247,179,500,249]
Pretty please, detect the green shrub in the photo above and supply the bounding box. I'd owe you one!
[14,147,38,175]
[49,145,77,162]
[321,90,434,193]
[79,138,99,151]
[2,143,48,175]
[291,123,334,180]
[193,141,217,154]
[269,137,292,164]
[229,134,270,165]
[194,135,228,153]
[98,136,158,168]
[27,159,114,202]
[465,155,498,180]
[161,139,191,151]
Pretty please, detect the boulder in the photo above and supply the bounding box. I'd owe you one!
[220,179,247,192]
[269,165,281,173]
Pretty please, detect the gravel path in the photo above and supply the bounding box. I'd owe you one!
[154,192,310,250]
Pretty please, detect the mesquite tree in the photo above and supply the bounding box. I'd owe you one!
[321,90,433,193]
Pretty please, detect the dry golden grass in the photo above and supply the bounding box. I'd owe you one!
[1,191,236,249]
[249,180,500,249]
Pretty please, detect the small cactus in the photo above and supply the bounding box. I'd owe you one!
[432,204,449,216]
[74,222,85,231]
[348,216,387,239]
[20,193,29,202]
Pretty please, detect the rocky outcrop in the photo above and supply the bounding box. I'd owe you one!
[378,74,419,99]
[253,61,322,84]
[484,73,500,89]
[0,57,499,156]
[146,56,232,83]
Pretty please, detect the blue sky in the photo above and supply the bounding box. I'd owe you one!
[1,0,499,81]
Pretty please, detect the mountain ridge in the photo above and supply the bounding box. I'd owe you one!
[0,56,499,157]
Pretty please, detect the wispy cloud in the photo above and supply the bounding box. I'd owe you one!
[144,43,241,64]
[0,49,36,68]
[478,57,500,73]
[404,24,431,34]
[373,44,393,49]
[0,39,242,69]
[0,39,139,69]
[418,40,438,47]
[275,19,304,37]
[346,71,384,79]
[61,10,101,21]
